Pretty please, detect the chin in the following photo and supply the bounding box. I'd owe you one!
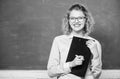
[73,29,82,33]
[73,28,83,31]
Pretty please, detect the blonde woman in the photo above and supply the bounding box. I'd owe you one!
[47,3,102,79]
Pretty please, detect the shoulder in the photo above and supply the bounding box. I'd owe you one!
[53,35,67,42]
[86,36,101,47]
[54,35,66,40]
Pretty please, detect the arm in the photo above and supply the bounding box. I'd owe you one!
[90,40,102,79]
[47,37,71,78]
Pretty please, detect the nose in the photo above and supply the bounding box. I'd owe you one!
[74,18,79,22]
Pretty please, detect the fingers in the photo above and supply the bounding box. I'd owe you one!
[75,60,82,66]
[86,40,95,45]
[86,39,96,48]
[75,55,84,65]
[75,55,84,61]
[71,55,84,67]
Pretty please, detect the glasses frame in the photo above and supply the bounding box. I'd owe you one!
[69,16,86,21]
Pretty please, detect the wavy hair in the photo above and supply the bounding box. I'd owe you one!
[62,3,95,35]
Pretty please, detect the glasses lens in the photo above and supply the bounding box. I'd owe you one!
[70,17,85,21]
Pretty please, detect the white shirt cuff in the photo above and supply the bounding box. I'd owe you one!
[63,62,71,73]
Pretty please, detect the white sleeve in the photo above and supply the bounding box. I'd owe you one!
[90,40,102,79]
[47,37,71,78]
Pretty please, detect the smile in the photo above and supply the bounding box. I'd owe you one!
[73,24,81,27]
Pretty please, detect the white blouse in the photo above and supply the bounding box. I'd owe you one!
[47,34,102,79]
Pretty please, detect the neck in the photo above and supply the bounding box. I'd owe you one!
[71,31,85,37]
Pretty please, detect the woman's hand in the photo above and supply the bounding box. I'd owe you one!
[69,55,84,68]
[86,39,97,49]
[86,39,99,57]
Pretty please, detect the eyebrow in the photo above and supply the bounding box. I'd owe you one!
[69,14,85,17]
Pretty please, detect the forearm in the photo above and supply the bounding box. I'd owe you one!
[47,62,71,78]
[47,37,71,78]
[90,42,102,79]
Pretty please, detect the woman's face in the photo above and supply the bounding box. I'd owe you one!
[69,10,86,33]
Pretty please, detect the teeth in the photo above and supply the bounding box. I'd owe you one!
[74,24,81,26]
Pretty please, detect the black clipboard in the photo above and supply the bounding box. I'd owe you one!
[66,36,92,77]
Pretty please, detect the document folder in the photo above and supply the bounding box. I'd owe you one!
[66,36,92,77]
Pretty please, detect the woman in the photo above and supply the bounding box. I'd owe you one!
[47,3,102,79]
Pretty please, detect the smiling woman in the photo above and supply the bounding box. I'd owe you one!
[47,3,102,79]
[69,10,86,33]
[62,4,95,35]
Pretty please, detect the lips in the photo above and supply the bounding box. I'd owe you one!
[73,23,81,27]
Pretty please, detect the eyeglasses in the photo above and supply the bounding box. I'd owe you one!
[69,16,86,21]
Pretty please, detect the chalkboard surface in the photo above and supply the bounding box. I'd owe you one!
[0,0,120,69]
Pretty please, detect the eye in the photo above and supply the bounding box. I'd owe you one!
[78,17,85,20]
[69,17,86,21]
[70,17,75,20]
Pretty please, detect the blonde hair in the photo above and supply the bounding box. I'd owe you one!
[62,3,95,35]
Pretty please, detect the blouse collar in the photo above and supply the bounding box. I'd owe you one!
[67,33,88,39]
